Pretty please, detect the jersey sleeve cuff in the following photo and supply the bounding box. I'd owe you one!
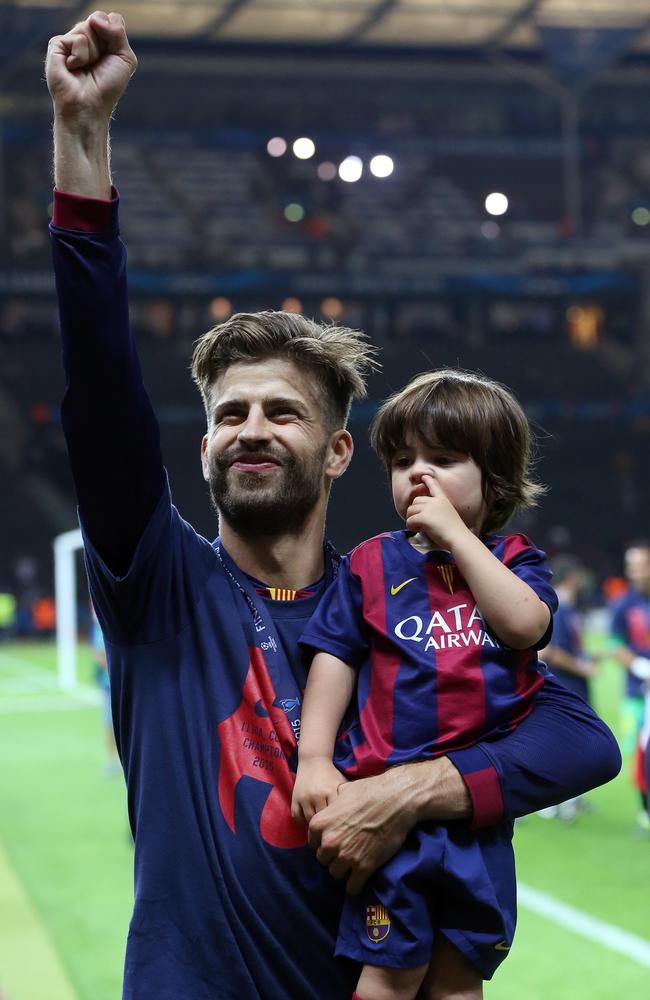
[446,745,505,829]
[298,632,361,667]
[52,186,119,232]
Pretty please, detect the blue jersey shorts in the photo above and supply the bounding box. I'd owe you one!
[335,820,516,980]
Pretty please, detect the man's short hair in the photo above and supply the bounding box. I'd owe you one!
[191,310,377,432]
[370,368,545,534]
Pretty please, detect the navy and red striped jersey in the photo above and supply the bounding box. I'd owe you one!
[301,531,557,777]
[610,589,650,698]
[549,601,590,702]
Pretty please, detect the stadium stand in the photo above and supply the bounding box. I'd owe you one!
[4,14,650,591]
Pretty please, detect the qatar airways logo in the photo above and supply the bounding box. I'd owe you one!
[394,602,500,651]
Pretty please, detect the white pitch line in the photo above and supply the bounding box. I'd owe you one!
[0,693,100,714]
[518,883,650,968]
[0,677,51,694]
[0,653,59,689]
[0,651,58,673]
[0,650,101,716]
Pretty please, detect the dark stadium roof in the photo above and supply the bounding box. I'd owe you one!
[6,1,650,52]
[6,1,650,111]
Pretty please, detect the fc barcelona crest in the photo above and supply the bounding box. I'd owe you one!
[366,903,391,943]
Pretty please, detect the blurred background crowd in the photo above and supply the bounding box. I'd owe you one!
[4,4,650,630]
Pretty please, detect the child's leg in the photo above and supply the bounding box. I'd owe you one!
[355,961,429,1000]
[419,935,483,1000]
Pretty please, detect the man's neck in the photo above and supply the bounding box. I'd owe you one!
[219,516,327,590]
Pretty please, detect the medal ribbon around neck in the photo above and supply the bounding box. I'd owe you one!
[214,540,340,736]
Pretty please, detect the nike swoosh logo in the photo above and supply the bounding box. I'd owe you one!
[390,578,417,596]
[494,942,511,951]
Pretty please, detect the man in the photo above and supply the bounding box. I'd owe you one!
[540,555,598,704]
[539,555,599,822]
[46,12,620,999]
[610,540,650,829]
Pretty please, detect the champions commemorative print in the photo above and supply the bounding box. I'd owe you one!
[214,540,337,849]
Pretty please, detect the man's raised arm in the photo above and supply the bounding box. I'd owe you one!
[47,12,164,577]
[47,10,136,197]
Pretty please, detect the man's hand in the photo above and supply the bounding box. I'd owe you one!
[46,10,136,122]
[291,757,346,824]
[46,11,136,198]
[307,770,414,895]
[307,759,471,895]
[406,474,469,550]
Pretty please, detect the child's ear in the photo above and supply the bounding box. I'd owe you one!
[482,478,496,516]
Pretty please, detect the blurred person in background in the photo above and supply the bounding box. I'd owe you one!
[0,587,17,640]
[540,555,599,704]
[645,724,650,827]
[635,685,650,832]
[46,12,621,999]
[538,555,600,822]
[610,540,650,830]
[13,553,40,637]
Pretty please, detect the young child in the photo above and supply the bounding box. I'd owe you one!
[292,369,557,1000]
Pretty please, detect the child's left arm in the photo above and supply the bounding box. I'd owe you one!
[291,652,356,824]
[407,475,551,649]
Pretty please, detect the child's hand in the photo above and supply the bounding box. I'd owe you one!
[291,756,346,824]
[405,474,470,549]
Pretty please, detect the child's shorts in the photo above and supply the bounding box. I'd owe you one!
[335,820,515,980]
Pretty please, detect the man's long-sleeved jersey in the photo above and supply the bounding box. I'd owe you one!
[50,189,621,998]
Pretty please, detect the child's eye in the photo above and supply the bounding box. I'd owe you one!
[392,456,411,469]
[434,455,455,466]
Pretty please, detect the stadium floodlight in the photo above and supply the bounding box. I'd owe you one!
[321,297,344,319]
[632,207,650,226]
[267,137,287,157]
[339,156,363,183]
[210,297,232,320]
[54,528,83,690]
[485,192,508,216]
[317,161,337,181]
[370,155,394,178]
[293,137,316,160]
[282,297,303,313]
[481,220,500,239]
[284,203,305,222]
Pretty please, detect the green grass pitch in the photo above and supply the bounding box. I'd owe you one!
[0,637,648,999]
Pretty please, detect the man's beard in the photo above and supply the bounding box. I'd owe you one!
[207,442,329,537]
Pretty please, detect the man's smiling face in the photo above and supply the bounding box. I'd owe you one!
[201,357,332,536]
